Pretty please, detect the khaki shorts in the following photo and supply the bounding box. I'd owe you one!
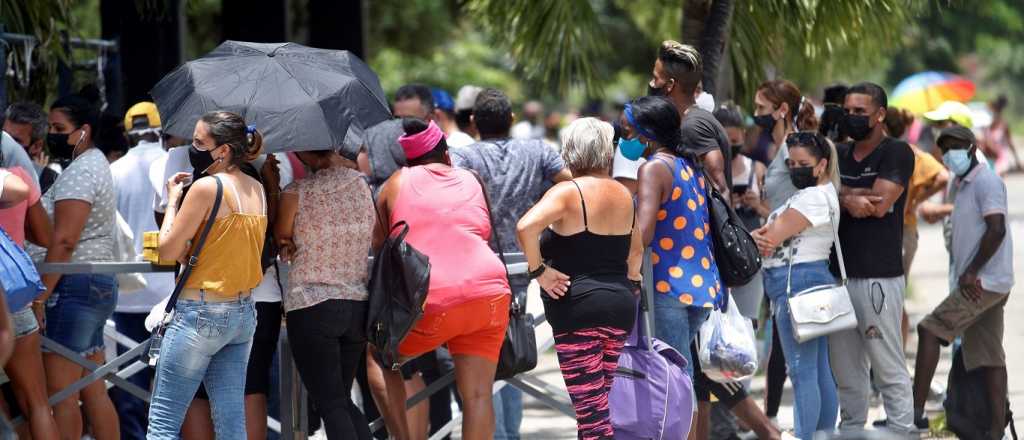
[919,289,1008,371]
[902,224,919,273]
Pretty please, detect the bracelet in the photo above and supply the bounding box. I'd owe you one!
[528,263,547,279]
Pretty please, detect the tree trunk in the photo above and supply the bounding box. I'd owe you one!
[101,0,184,113]
[681,0,734,97]
[308,0,365,58]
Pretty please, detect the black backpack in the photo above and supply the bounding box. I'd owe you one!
[697,166,762,287]
[366,220,431,370]
[944,346,1017,440]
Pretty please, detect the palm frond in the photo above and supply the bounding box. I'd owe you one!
[465,0,609,96]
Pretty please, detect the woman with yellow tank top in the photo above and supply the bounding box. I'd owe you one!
[149,111,266,439]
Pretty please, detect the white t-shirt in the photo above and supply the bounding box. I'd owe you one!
[763,182,840,268]
[111,140,174,313]
[447,130,475,149]
[612,146,645,181]
[153,146,192,213]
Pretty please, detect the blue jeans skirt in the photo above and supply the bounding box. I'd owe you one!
[44,273,118,356]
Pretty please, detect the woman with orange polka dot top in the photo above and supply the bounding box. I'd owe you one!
[629,96,724,380]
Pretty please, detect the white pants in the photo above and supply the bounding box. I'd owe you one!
[828,276,915,434]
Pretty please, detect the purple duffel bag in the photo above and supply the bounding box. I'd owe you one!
[610,294,696,440]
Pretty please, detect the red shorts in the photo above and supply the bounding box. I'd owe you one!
[399,294,510,363]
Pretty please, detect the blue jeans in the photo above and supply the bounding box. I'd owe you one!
[764,261,839,440]
[653,292,711,377]
[147,295,257,440]
[45,273,118,355]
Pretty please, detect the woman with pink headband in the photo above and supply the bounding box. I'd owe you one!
[374,118,511,440]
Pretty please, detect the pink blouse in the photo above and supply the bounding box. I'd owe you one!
[390,165,510,313]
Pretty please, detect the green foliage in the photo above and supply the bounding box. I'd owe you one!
[2,0,73,104]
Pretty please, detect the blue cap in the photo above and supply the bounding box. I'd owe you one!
[431,88,455,112]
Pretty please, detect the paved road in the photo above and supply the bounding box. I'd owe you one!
[516,173,1024,439]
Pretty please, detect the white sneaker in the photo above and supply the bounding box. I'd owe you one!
[780,432,799,440]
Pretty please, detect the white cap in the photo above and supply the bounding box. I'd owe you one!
[923,101,973,128]
[455,85,483,112]
[696,92,715,113]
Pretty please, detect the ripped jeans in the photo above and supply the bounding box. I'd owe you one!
[147,295,257,440]
[827,277,914,435]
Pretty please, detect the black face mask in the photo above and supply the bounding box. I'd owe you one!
[821,104,847,141]
[731,144,744,158]
[47,132,74,161]
[753,114,776,132]
[843,114,873,141]
[647,83,667,97]
[188,145,218,176]
[789,166,818,189]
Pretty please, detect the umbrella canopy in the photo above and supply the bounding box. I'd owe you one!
[890,71,975,115]
[151,41,392,153]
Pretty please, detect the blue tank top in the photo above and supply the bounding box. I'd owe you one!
[650,155,723,310]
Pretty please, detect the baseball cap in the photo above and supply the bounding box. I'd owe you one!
[431,88,455,113]
[454,85,483,113]
[124,101,161,132]
[923,101,973,128]
[936,125,976,146]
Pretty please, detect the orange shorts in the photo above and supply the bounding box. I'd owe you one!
[399,294,510,363]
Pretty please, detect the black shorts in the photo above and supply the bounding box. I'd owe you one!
[691,343,749,407]
[196,301,282,399]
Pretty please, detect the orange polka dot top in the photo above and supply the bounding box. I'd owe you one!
[650,155,723,310]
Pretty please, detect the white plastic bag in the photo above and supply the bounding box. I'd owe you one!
[113,213,147,294]
[698,297,759,382]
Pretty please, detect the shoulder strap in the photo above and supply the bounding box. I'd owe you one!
[785,196,847,295]
[164,176,224,314]
[570,180,589,230]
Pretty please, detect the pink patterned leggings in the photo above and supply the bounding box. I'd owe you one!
[553,326,629,440]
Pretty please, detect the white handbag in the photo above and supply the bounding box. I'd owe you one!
[785,204,857,343]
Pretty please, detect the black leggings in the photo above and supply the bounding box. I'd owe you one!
[287,299,371,440]
[765,317,788,418]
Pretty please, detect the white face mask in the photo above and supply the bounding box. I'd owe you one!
[696,92,715,112]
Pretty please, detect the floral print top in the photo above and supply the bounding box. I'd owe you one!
[282,166,375,312]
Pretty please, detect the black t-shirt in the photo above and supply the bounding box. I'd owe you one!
[835,137,915,278]
[680,107,732,185]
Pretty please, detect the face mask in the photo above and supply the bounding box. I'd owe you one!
[618,137,646,161]
[753,114,776,132]
[821,104,847,141]
[731,144,744,158]
[789,165,818,189]
[843,114,872,141]
[647,82,667,97]
[188,145,220,175]
[47,133,72,159]
[942,149,973,176]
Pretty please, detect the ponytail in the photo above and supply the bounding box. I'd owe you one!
[824,137,840,189]
[796,97,819,132]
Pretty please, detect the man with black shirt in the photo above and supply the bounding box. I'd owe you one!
[830,82,917,435]
[647,40,731,196]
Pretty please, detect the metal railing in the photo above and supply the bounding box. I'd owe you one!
[32,255,574,439]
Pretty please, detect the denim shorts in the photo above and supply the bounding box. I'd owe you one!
[44,274,118,356]
[12,307,38,338]
[653,292,711,376]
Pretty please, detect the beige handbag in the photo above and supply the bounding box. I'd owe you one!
[785,204,857,343]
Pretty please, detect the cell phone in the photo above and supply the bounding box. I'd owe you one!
[732,184,749,195]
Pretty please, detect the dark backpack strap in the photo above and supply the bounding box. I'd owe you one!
[163,176,224,314]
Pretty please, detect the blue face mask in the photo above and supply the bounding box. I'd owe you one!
[942,148,973,176]
[618,137,646,161]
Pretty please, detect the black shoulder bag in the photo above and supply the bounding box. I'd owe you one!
[694,158,762,287]
[366,187,432,370]
[467,171,538,380]
[142,176,224,366]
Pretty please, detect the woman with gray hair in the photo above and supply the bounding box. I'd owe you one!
[516,117,643,439]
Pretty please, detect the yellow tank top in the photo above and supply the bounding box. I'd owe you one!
[183,178,267,298]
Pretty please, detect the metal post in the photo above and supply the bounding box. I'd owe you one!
[277,328,308,440]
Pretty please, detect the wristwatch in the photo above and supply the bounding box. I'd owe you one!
[528,263,547,279]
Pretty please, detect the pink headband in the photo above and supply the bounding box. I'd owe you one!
[398,120,445,160]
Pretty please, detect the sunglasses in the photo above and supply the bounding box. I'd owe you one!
[786,131,829,158]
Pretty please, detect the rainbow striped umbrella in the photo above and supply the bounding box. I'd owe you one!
[890,71,975,115]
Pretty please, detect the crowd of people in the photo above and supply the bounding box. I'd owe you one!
[0,37,1016,440]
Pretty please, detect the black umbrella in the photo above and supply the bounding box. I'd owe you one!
[150,40,392,153]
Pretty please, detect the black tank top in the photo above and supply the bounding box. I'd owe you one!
[538,181,637,334]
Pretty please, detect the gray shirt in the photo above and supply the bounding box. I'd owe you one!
[764,144,797,211]
[450,138,565,283]
[950,164,1014,294]
[41,148,117,262]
